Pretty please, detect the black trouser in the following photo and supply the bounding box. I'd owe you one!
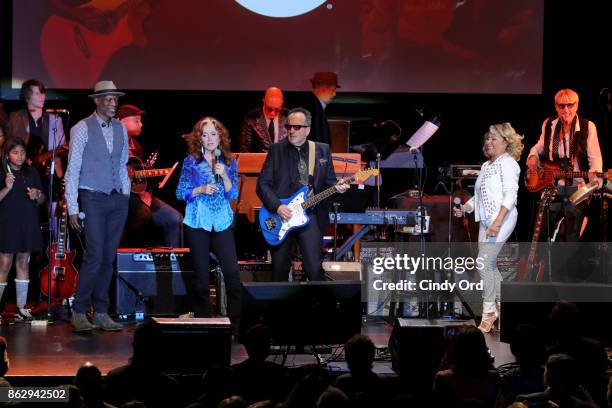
[125,193,183,247]
[184,225,242,329]
[74,190,128,314]
[270,219,325,281]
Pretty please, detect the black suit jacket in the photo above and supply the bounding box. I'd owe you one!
[301,92,331,145]
[256,139,337,232]
[238,107,288,152]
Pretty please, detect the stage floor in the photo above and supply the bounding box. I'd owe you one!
[1,316,513,379]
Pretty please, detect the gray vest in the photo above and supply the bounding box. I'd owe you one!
[79,114,124,194]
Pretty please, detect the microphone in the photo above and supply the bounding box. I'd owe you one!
[332,156,358,164]
[78,211,86,228]
[213,148,221,183]
[45,108,69,114]
[453,197,463,214]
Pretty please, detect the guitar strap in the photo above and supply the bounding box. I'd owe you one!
[308,141,315,177]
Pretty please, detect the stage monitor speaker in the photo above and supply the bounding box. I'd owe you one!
[115,248,221,317]
[322,261,361,281]
[388,318,475,378]
[240,281,362,345]
[500,282,612,346]
[152,317,232,374]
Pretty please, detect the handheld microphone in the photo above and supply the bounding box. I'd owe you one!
[78,211,86,228]
[45,108,69,114]
[453,197,463,216]
[213,148,221,183]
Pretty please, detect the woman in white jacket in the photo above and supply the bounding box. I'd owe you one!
[454,123,523,333]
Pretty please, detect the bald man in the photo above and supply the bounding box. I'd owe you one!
[238,87,288,152]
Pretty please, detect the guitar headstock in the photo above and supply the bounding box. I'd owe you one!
[354,168,380,182]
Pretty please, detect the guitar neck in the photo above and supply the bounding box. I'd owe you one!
[301,175,357,210]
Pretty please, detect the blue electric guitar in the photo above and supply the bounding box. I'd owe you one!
[259,168,379,246]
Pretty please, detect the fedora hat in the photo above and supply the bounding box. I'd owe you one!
[88,80,126,98]
[310,71,340,88]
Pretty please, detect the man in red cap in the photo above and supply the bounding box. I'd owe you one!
[302,71,340,145]
[116,104,183,248]
[238,87,288,152]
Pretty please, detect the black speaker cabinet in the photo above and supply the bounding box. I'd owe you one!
[389,318,475,376]
[240,281,362,345]
[328,117,373,153]
[115,248,203,317]
[500,281,612,345]
[151,317,232,374]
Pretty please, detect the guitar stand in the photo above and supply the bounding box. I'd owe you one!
[114,271,148,321]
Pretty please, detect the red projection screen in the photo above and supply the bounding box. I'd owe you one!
[11,0,543,93]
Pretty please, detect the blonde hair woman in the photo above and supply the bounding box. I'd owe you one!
[454,123,524,332]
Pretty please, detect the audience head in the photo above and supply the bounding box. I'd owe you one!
[447,325,493,375]
[310,71,339,104]
[544,353,578,390]
[262,87,284,120]
[344,334,376,374]
[0,336,8,376]
[131,319,162,367]
[217,395,248,408]
[201,365,238,404]
[510,324,546,368]
[549,301,583,341]
[243,324,272,361]
[317,386,349,408]
[75,362,104,401]
[117,104,145,137]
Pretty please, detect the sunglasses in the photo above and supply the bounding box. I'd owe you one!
[556,102,576,109]
[284,124,309,131]
[265,106,282,114]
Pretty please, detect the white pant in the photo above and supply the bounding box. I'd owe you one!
[477,208,517,314]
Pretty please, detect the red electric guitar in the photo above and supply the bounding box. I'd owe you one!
[40,189,78,301]
[516,186,556,282]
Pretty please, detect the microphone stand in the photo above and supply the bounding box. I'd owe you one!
[332,202,340,260]
[45,113,60,323]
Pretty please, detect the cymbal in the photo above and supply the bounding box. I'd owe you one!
[569,180,599,206]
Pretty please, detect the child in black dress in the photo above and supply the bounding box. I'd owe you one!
[0,138,45,321]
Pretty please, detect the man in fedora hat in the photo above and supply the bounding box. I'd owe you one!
[116,104,183,247]
[65,80,130,333]
[301,71,340,145]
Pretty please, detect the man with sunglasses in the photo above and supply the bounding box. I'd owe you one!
[238,87,288,152]
[526,88,603,242]
[257,108,349,281]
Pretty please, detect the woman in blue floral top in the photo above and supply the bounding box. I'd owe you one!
[176,117,241,331]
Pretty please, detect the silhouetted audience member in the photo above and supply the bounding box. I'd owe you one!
[105,320,180,408]
[517,353,598,408]
[0,336,10,388]
[76,362,116,408]
[433,325,502,407]
[217,396,248,408]
[547,302,608,407]
[186,365,239,408]
[500,325,547,406]
[335,334,389,408]
[232,324,289,404]
[317,386,349,408]
[282,371,330,408]
[118,401,147,408]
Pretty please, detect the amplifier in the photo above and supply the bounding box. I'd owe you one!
[115,248,221,317]
[239,260,273,282]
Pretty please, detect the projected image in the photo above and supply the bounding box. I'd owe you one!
[11,0,543,93]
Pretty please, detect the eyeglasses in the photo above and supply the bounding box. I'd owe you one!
[265,106,281,114]
[284,124,309,131]
[556,102,576,109]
